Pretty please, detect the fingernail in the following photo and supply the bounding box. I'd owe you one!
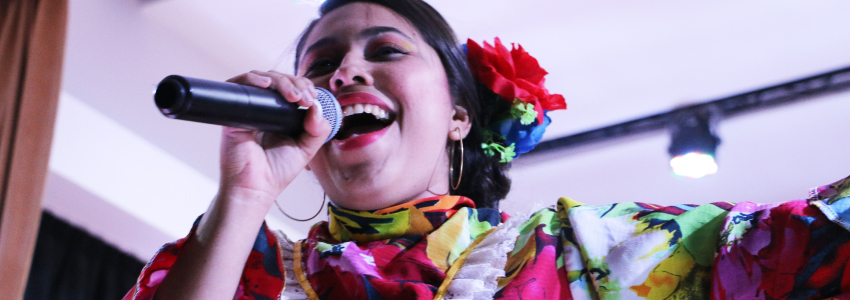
[292,89,301,95]
[260,76,272,84]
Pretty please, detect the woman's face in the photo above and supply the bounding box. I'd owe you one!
[298,3,470,210]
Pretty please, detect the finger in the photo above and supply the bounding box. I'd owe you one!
[267,71,313,107]
[291,77,317,108]
[257,131,287,149]
[262,72,303,104]
[226,73,246,84]
[220,127,262,160]
[298,103,332,152]
[225,124,290,150]
[228,71,272,88]
[221,126,259,142]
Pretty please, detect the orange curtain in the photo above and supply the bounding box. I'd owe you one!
[0,0,67,298]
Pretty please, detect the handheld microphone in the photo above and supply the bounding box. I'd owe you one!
[154,75,341,142]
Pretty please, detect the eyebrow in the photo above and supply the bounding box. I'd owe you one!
[359,26,411,40]
[302,26,413,57]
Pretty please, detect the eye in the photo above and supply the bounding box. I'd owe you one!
[370,45,409,60]
[304,58,338,77]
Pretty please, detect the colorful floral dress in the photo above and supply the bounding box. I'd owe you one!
[124,175,850,300]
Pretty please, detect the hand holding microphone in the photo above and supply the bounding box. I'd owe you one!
[154,72,339,207]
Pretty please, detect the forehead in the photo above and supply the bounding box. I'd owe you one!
[303,3,422,49]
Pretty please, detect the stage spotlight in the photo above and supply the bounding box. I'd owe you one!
[668,109,720,178]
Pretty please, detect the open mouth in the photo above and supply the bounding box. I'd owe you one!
[333,103,395,140]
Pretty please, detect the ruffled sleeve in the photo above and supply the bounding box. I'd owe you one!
[494,197,737,299]
[714,175,850,299]
[497,175,850,300]
[122,218,285,300]
[557,198,732,299]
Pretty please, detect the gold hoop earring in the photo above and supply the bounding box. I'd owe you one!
[450,128,464,191]
[274,193,327,222]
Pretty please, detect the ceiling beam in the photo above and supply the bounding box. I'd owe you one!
[524,65,850,158]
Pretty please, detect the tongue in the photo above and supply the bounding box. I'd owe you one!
[334,113,394,140]
[335,123,388,140]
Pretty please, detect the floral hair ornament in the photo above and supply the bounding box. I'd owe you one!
[466,38,567,162]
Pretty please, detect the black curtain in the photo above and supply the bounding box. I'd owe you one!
[24,211,145,300]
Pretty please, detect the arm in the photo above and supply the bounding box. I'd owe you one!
[149,71,329,300]
[151,190,273,300]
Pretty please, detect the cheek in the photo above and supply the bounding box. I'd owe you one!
[412,77,454,126]
[389,63,453,119]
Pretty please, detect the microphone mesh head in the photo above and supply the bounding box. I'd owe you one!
[315,87,341,143]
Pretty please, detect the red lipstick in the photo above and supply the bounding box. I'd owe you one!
[332,125,390,151]
[332,92,394,151]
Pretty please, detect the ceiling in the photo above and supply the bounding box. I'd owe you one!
[44,0,850,260]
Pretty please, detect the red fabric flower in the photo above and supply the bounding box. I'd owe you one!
[466,38,566,124]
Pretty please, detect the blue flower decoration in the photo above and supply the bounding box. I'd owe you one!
[491,111,552,157]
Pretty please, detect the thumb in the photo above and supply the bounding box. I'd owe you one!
[298,103,332,154]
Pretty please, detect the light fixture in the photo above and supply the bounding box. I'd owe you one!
[668,109,720,178]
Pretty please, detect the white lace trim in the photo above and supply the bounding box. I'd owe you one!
[442,208,530,300]
[274,230,309,300]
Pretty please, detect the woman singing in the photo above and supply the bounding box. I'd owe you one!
[125,0,850,299]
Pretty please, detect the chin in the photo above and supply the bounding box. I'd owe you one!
[314,161,390,209]
[328,186,396,211]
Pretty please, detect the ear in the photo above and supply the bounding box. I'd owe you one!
[448,104,472,141]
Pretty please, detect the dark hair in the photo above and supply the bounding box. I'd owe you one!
[295,0,510,208]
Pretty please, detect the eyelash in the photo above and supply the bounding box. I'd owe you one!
[370,45,409,59]
[304,45,409,77]
[305,59,337,77]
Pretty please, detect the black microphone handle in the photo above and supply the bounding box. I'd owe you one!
[154,75,340,140]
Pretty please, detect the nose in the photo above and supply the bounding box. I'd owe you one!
[329,57,373,92]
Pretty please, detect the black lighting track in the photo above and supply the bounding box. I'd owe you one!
[523,65,850,158]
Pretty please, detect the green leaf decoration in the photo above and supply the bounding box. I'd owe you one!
[482,129,504,142]
[482,143,495,157]
[510,99,538,125]
[480,129,516,163]
[502,144,516,163]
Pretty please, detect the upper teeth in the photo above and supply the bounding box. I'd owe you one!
[342,103,390,120]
